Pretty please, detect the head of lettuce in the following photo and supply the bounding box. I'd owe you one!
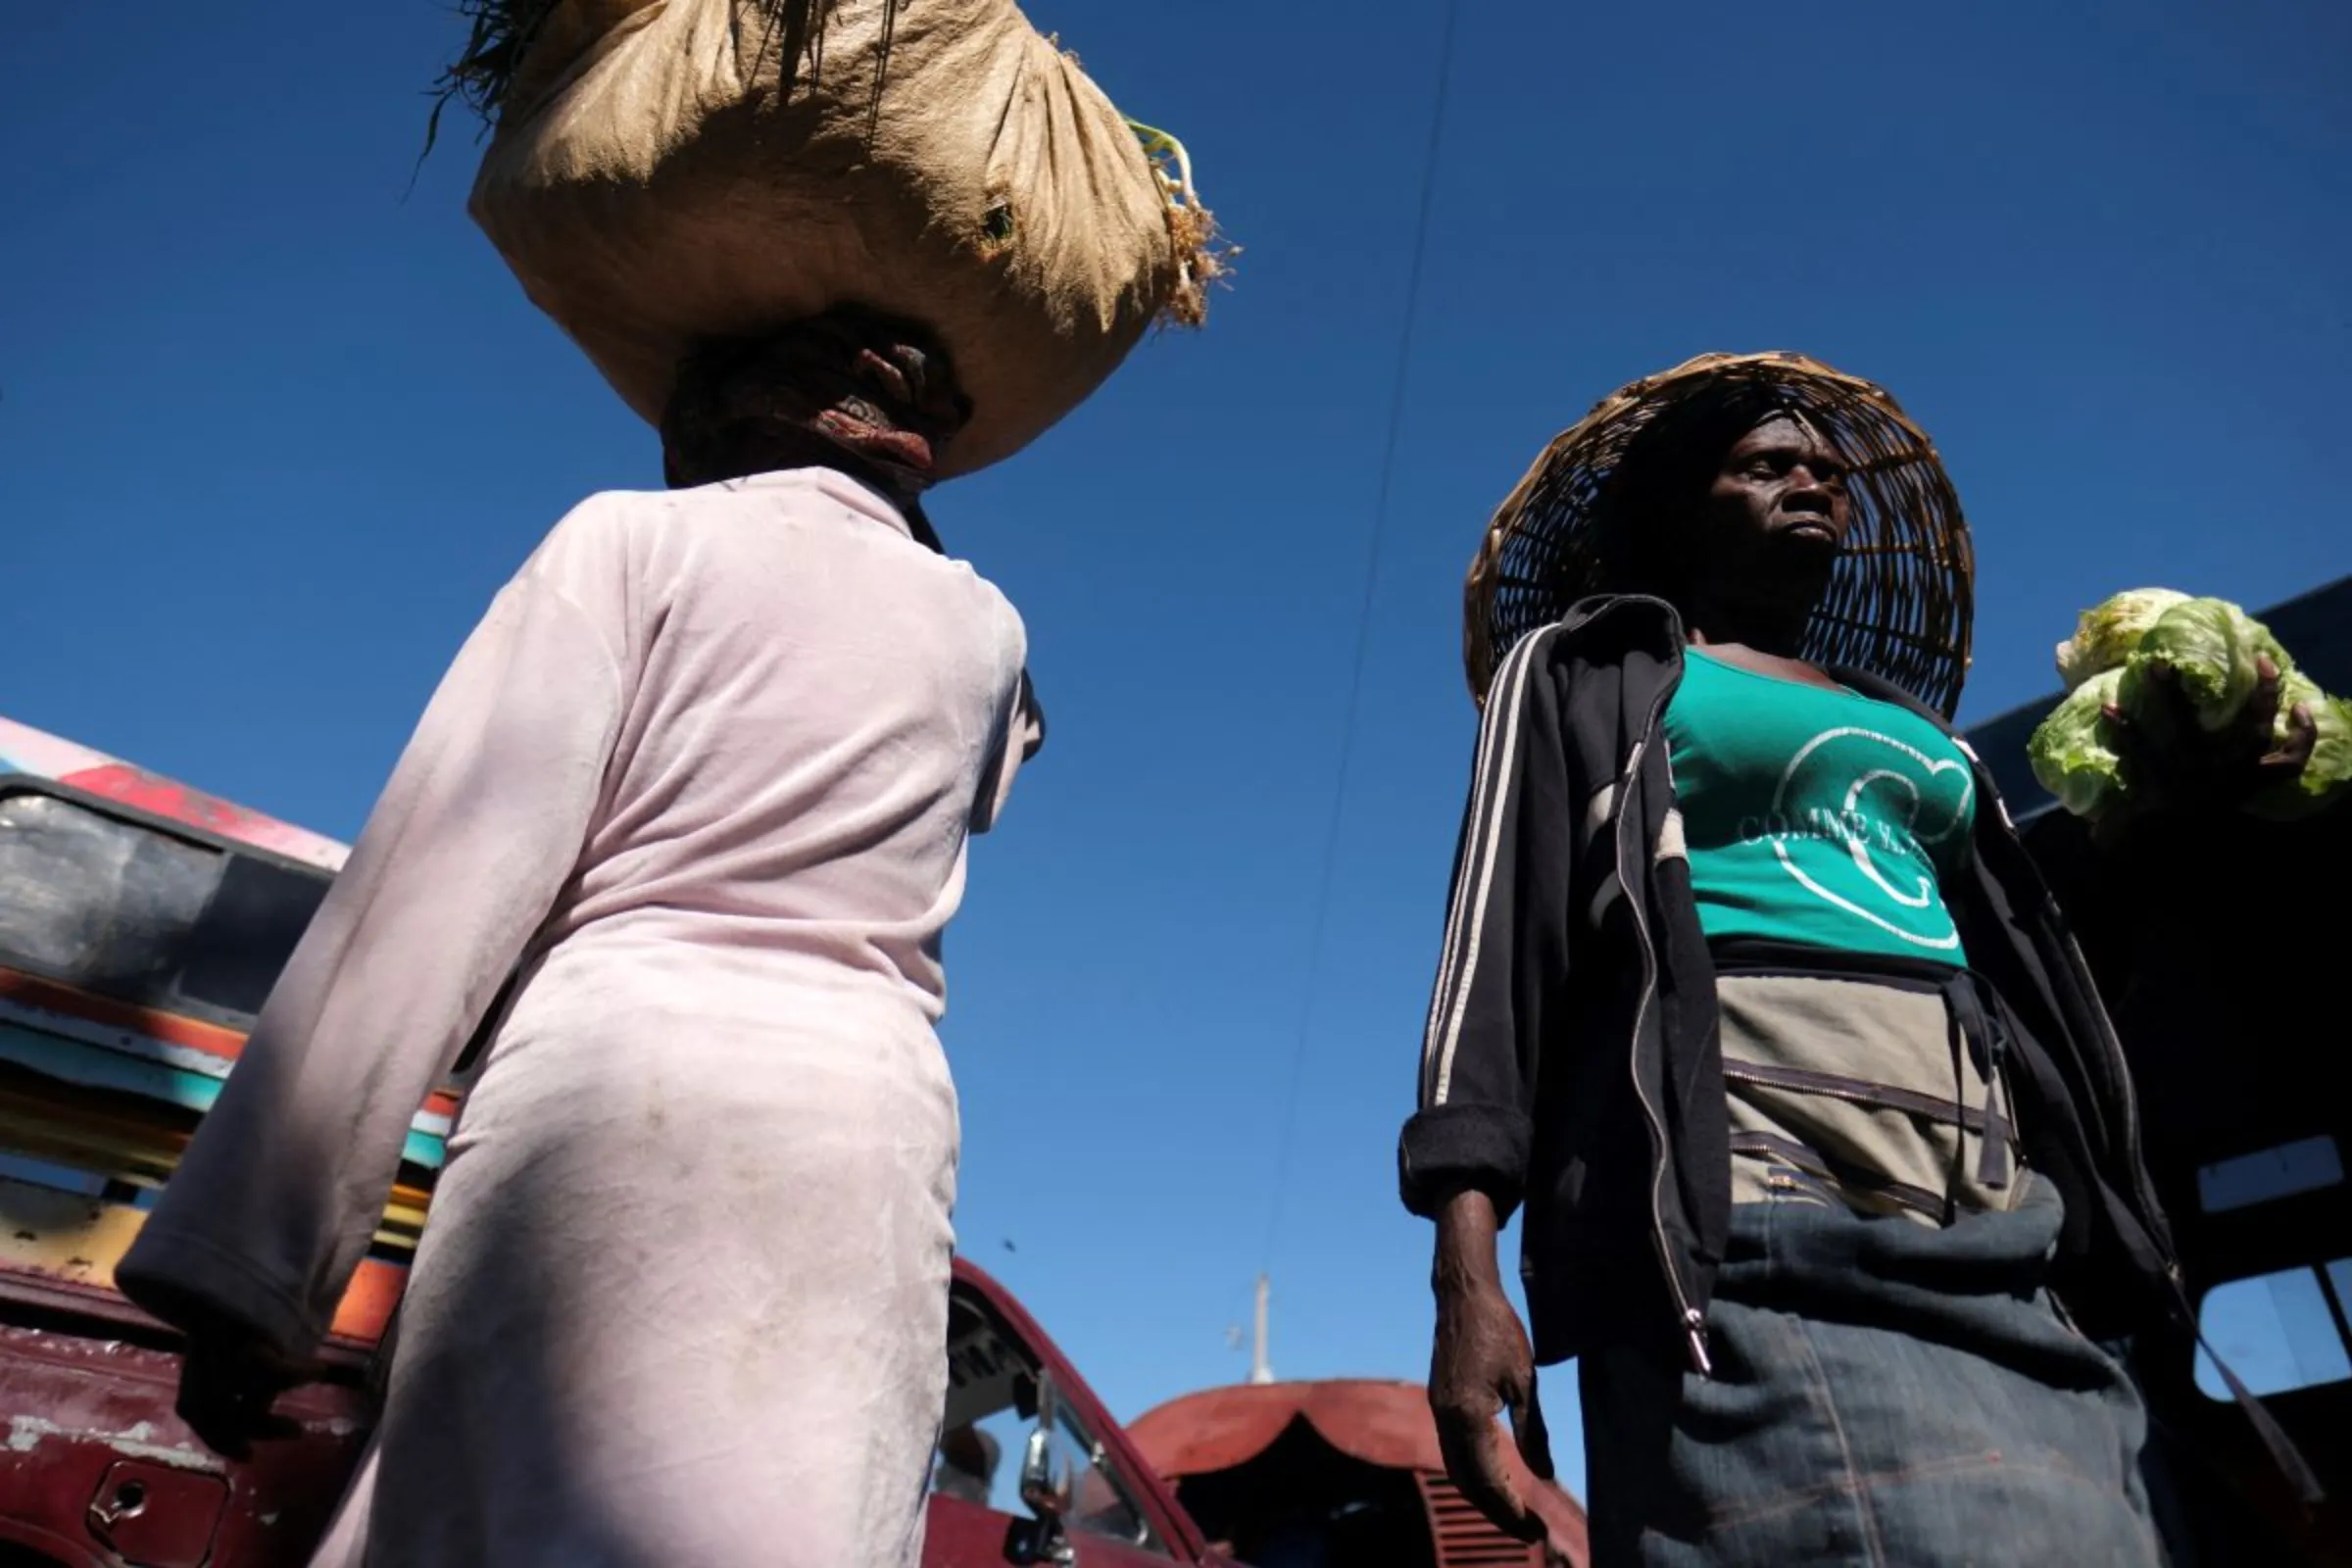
[2031,590,2345,825]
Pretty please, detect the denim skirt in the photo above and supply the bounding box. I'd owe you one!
[1580,1176,2162,1567]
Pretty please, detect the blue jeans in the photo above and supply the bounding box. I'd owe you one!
[1581,1176,2161,1567]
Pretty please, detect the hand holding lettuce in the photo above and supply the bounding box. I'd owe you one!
[2028,669,2131,820]
[2251,674,2352,821]
[2118,598,2294,735]
[2031,590,2348,823]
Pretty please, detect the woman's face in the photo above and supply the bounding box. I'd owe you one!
[1705,412,1849,552]
[1687,411,1849,615]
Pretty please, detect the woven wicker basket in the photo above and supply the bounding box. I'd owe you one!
[1463,352,1975,715]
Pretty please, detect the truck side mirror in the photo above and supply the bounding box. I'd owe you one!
[1016,1374,1076,1565]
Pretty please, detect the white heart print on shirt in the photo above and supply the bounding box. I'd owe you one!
[1765,726,1975,950]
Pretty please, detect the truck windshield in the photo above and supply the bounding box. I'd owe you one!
[0,787,329,1025]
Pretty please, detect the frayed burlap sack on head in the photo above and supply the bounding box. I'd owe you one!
[468,0,1216,476]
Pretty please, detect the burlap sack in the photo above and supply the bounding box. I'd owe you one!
[468,0,1214,475]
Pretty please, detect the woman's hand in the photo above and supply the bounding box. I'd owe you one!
[172,1318,306,1460]
[1429,1190,1553,1545]
[2098,654,2317,836]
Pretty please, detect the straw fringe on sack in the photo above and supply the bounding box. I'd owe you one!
[1463,352,1976,716]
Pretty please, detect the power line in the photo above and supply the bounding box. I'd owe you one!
[1259,0,1463,1276]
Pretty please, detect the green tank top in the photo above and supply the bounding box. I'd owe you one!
[1663,647,1975,965]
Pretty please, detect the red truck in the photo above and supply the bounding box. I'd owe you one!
[0,714,1234,1568]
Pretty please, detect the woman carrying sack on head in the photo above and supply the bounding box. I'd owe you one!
[117,306,1043,1566]
[116,0,1224,1558]
[1396,354,2323,1567]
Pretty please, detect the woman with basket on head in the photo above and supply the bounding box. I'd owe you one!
[1396,354,2322,1567]
[112,3,1220,1565]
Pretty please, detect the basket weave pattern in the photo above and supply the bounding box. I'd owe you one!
[1464,352,1976,716]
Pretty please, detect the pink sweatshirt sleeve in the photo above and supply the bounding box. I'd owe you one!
[117,501,633,1360]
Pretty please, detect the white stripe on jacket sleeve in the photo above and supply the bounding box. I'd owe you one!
[1419,627,1552,1107]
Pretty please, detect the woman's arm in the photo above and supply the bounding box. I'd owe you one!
[1399,627,1577,1546]
[2036,656,2323,993]
[1398,628,1577,1221]
[117,500,635,1364]
[971,669,1043,836]
[2022,808,2140,997]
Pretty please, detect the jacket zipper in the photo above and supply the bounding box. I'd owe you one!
[1620,680,1711,1376]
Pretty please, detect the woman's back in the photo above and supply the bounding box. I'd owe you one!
[116,307,1051,1566]
[527,467,1030,1022]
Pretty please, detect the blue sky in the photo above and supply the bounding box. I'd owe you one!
[6,0,2347,1504]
